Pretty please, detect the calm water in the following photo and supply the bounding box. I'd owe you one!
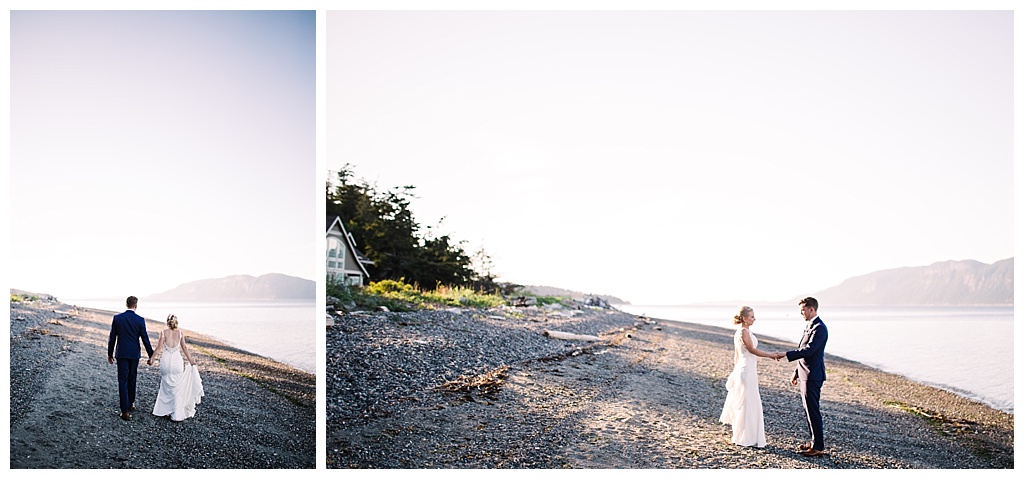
[66,299,316,374]
[619,304,1013,414]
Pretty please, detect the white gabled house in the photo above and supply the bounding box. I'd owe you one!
[327,216,374,286]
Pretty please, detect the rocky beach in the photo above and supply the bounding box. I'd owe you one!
[9,292,315,469]
[327,303,1013,469]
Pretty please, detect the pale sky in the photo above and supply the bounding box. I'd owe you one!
[9,11,315,299]
[328,10,1014,305]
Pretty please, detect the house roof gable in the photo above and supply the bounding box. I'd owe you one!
[327,215,372,278]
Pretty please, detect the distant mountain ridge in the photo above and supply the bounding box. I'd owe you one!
[523,285,629,305]
[805,258,1013,306]
[147,273,315,301]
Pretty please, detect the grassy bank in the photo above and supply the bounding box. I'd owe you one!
[327,277,572,312]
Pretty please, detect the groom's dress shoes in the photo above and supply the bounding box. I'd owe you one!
[800,448,825,457]
[120,412,131,421]
[797,443,812,451]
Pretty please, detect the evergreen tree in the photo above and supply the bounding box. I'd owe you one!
[327,164,479,288]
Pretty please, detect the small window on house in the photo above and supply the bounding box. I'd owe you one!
[327,237,345,261]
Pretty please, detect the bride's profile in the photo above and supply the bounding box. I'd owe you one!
[148,314,204,421]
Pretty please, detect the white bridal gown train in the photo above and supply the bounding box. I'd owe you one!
[719,328,767,447]
[152,337,204,421]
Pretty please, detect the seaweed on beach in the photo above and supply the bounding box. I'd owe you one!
[885,400,977,436]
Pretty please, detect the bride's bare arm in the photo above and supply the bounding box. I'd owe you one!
[741,329,775,358]
[179,334,196,366]
[148,331,165,365]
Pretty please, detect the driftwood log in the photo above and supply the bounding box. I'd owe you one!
[439,366,510,399]
[542,330,601,342]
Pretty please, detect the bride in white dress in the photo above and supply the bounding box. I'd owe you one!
[719,306,779,447]
[148,314,204,421]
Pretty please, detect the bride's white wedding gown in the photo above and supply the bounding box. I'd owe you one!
[152,332,204,421]
[719,327,766,447]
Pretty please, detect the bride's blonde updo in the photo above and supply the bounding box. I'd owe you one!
[166,314,179,330]
[733,306,753,325]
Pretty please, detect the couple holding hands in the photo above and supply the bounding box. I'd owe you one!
[108,296,204,422]
[719,297,828,457]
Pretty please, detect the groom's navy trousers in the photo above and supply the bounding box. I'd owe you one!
[800,379,825,451]
[116,358,140,413]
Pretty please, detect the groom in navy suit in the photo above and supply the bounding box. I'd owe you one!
[108,296,154,420]
[780,297,828,457]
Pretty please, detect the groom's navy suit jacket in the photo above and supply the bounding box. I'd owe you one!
[785,317,828,381]
[108,309,154,360]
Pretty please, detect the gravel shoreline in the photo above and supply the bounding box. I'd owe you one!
[9,294,315,469]
[326,304,1013,469]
